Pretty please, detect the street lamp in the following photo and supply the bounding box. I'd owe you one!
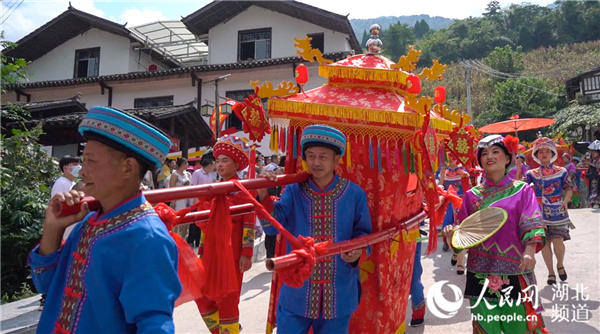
[207,74,231,139]
[220,103,232,115]
[200,104,213,117]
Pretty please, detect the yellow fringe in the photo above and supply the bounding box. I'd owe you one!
[328,81,410,95]
[268,99,453,132]
[346,140,351,167]
[319,64,410,84]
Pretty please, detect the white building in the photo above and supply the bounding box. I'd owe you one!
[2,1,360,158]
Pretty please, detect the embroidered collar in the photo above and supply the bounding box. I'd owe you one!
[308,174,339,193]
[91,192,146,223]
[483,174,512,189]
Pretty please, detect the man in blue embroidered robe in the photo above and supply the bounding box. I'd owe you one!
[258,125,372,334]
[28,107,181,333]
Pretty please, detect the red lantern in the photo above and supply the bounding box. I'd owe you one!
[434,86,446,104]
[406,74,421,94]
[295,64,309,87]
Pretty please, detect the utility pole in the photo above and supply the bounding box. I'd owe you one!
[465,66,472,117]
[206,73,231,140]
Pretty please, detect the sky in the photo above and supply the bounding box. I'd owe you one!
[1,0,556,43]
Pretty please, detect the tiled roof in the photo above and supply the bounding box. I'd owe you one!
[5,51,352,91]
[1,6,178,67]
[2,100,214,147]
[182,1,362,53]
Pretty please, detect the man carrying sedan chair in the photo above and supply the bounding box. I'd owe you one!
[257,124,372,334]
[28,106,182,333]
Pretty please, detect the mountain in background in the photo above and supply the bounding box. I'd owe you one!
[350,15,454,37]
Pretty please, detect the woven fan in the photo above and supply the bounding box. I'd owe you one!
[451,207,508,250]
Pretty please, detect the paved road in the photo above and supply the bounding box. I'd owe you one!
[2,209,597,333]
[174,208,600,333]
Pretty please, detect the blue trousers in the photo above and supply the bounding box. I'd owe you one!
[442,203,455,228]
[276,304,351,334]
[409,242,424,308]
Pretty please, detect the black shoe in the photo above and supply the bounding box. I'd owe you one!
[547,274,556,285]
[409,318,424,327]
[557,266,567,281]
[457,265,465,275]
[442,243,450,252]
[450,254,457,266]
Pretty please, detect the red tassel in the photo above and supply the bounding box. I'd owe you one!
[280,127,286,153]
[248,146,256,179]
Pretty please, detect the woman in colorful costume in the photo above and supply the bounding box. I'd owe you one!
[28,107,182,333]
[562,153,578,208]
[194,135,256,334]
[526,137,573,285]
[584,140,600,208]
[439,158,469,273]
[508,154,529,181]
[444,134,547,333]
[258,125,372,334]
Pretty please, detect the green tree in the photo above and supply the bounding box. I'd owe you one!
[381,23,416,61]
[483,45,524,77]
[413,19,430,39]
[483,0,501,18]
[1,40,59,302]
[1,40,31,123]
[1,126,59,302]
[474,78,561,127]
[582,1,600,42]
[556,1,584,43]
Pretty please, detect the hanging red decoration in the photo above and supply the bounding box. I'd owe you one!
[406,74,421,94]
[434,86,446,104]
[231,91,272,142]
[295,64,309,88]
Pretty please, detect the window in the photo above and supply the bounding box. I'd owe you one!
[307,33,324,53]
[74,47,100,78]
[583,75,600,93]
[134,96,174,108]
[238,28,271,61]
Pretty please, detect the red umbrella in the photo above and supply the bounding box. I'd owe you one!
[478,115,555,136]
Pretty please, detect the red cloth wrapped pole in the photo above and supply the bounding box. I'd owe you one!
[175,203,255,225]
[266,193,459,271]
[266,205,429,271]
[58,173,309,216]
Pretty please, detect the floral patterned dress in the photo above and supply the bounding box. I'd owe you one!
[458,175,546,333]
[526,164,574,240]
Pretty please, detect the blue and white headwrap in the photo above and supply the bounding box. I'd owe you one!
[78,106,171,169]
[300,124,346,158]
